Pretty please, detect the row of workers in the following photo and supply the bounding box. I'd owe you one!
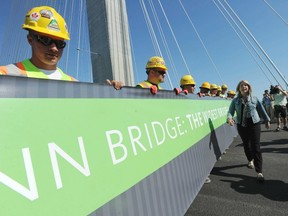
[0,6,235,98]
[137,56,235,98]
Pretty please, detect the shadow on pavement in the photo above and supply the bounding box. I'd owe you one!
[211,165,288,202]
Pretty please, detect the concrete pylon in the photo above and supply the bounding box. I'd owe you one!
[86,0,134,86]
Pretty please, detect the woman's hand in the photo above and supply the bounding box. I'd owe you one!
[227,118,235,126]
[265,122,270,129]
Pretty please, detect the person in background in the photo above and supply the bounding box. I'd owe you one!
[209,84,218,96]
[270,85,288,131]
[199,82,211,96]
[136,56,167,89]
[220,84,228,98]
[0,6,122,90]
[262,89,273,122]
[226,90,236,99]
[227,80,270,183]
[180,75,196,93]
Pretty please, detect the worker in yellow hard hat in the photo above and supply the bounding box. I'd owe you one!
[0,6,76,81]
[136,56,167,89]
[227,90,236,99]
[180,75,196,93]
[220,84,228,98]
[199,82,211,96]
[209,84,218,96]
[216,85,222,97]
[0,6,123,89]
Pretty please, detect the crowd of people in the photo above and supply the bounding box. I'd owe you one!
[261,86,288,131]
[1,6,287,185]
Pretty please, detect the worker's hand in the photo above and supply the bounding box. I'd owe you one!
[197,92,204,97]
[265,122,270,129]
[106,79,123,90]
[227,118,234,126]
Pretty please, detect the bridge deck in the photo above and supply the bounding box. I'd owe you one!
[186,123,288,216]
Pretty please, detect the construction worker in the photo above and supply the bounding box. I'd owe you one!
[227,90,236,99]
[0,6,123,89]
[136,56,167,89]
[220,84,228,98]
[180,75,196,93]
[216,85,222,97]
[0,6,76,81]
[209,84,218,96]
[199,82,210,96]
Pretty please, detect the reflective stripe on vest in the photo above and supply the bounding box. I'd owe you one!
[0,59,75,81]
[137,81,162,89]
[0,63,27,76]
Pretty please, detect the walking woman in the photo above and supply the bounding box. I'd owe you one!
[227,80,270,182]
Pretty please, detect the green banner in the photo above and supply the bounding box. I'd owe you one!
[0,98,230,215]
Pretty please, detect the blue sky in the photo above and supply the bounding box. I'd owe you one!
[1,0,288,99]
[127,0,288,98]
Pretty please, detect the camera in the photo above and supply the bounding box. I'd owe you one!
[270,85,279,94]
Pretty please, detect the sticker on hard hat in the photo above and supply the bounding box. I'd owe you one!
[48,19,60,31]
[30,12,40,21]
[40,9,53,19]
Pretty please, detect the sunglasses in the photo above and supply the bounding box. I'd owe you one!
[154,70,166,75]
[31,34,66,49]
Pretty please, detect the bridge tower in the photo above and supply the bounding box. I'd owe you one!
[86,0,134,85]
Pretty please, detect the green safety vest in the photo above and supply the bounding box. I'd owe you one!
[0,59,76,81]
[136,80,162,89]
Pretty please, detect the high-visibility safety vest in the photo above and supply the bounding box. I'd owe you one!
[0,59,76,81]
[136,80,162,89]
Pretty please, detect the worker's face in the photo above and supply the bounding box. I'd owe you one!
[200,87,209,94]
[182,84,195,93]
[150,68,166,83]
[210,89,217,95]
[28,32,65,70]
[221,88,227,94]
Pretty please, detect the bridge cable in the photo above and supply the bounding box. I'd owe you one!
[157,0,191,78]
[213,0,273,85]
[178,0,224,84]
[139,0,173,89]
[224,0,288,87]
[216,0,279,85]
[139,0,161,55]
[147,0,178,87]
[262,0,288,26]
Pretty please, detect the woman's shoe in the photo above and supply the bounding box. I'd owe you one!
[257,173,264,183]
[247,160,254,169]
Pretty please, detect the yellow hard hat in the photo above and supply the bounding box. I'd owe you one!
[217,85,222,91]
[227,90,236,95]
[200,82,210,89]
[22,6,70,40]
[221,84,228,89]
[146,56,168,70]
[210,84,218,90]
[180,75,196,87]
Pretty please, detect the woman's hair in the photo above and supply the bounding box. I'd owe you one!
[236,80,252,97]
